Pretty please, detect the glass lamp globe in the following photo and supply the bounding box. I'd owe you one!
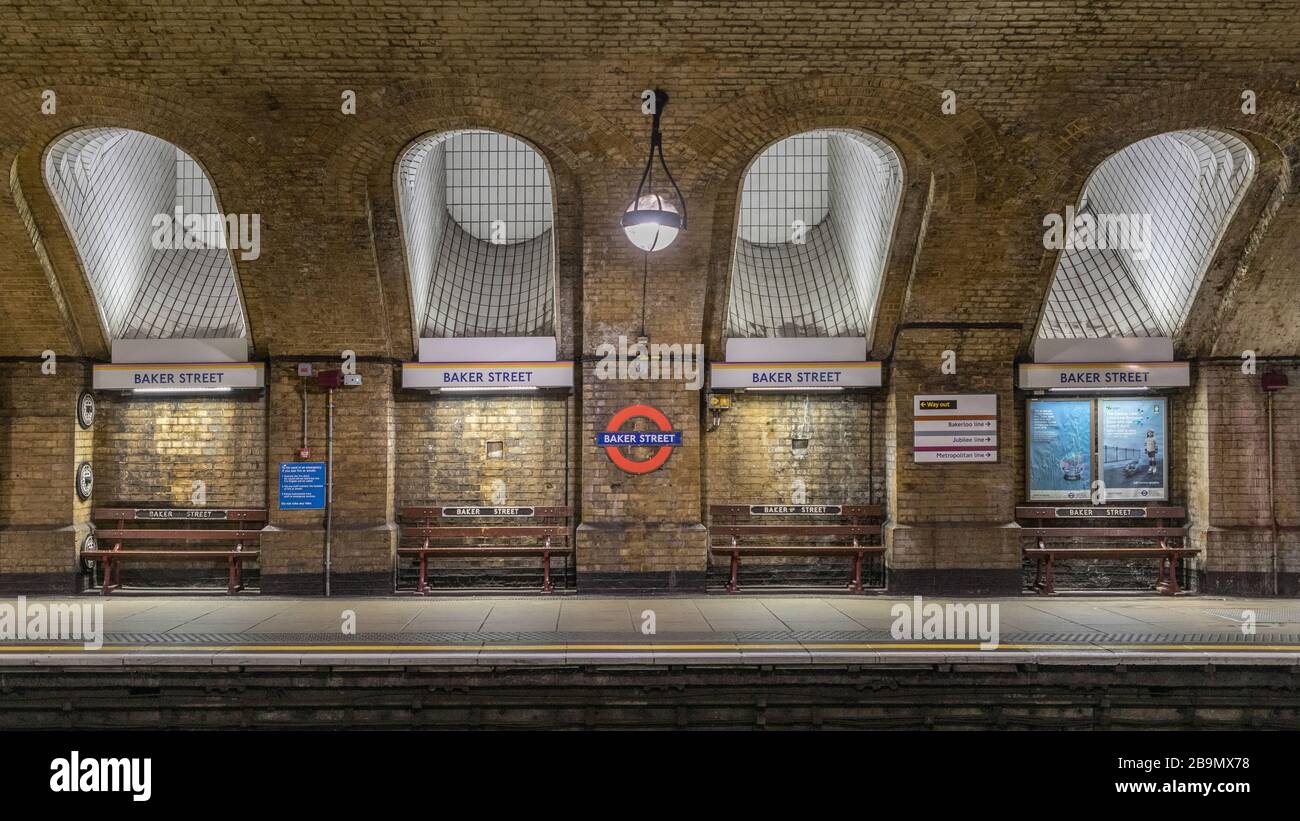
[621,194,681,252]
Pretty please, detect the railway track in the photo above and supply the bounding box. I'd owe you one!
[3,663,1299,730]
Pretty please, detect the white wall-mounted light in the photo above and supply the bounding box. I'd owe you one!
[621,89,686,253]
[623,194,681,252]
[132,386,234,395]
[436,386,539,393]
[1047,387,1149,393]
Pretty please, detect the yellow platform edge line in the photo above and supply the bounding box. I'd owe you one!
[2,642,1299,653]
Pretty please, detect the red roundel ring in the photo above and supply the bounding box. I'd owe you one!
[604,403,675,474]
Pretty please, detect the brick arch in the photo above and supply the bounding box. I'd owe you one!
[0,80,270,358]
[1018,82,1300,357]
[311,78,640,359]
[683,75,1001,357]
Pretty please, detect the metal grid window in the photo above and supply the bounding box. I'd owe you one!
[44,128,247,340]
[397,129,556,338]
[1039,129,1255,340]
[726,129,902,339]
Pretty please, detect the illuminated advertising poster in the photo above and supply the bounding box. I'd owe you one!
[1098,397,1168,501]
[1027,399,1093,501]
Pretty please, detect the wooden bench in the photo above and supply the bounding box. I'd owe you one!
[398,505,573,594]
[1016,504,1196,595]
[86,507,265,595]
[709,504,885,594]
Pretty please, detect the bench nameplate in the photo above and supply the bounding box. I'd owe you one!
[132,509,229,521]
[748,505,843,516]
[1052,507,1147,518]
[440,506,536,517]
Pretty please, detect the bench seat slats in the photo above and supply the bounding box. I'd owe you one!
[1027,527,1185,538]
[1024,548,1197,558]
[84,550,261,559]
[95,529,262,541]
[710,525,879,537]
[398,546,572,557]
[709,545,885,557]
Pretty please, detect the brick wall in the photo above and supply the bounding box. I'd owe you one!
[0,361,86,591]
[1194,361,1300,593]
[261,360,396,594]
[93,393,266,507]
[395,392,573,506]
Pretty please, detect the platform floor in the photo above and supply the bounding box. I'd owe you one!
[2,593,1299,666]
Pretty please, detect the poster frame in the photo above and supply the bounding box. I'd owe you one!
[1097,395,1170,502]
[1025,396,1095,502]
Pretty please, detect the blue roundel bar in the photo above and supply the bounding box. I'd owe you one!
[595,431,682,447]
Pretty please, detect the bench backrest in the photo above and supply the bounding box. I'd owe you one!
[399,505,573,545]
[708,504,883,545]
[94,507,268,525]
[91,507,267,547]
[1015,504,1185,527]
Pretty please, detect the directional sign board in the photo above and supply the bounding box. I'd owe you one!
[913,394,998,463]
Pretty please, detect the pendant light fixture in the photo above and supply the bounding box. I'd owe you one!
[621,89,687,252]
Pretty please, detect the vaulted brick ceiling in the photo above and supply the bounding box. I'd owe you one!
[0,2,1297,358]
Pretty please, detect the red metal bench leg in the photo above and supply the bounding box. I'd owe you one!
[727,551,740,594]
[227,557,237,595]
[1044,553,1055,595]
[541,551,554,594]
[101,559,111,595]
[849,552,863,593]
[1159,553,1181,595]
[417,553,427,595]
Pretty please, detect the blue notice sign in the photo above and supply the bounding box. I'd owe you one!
[279,462,326,510]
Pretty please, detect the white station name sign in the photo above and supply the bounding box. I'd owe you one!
[1018,362,1189,390]
[93,362,265,390]
[402,362,574,390]
[711,361,882,389]
[913,394,998,463]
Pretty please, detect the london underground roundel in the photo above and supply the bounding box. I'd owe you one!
[596,404,682,474]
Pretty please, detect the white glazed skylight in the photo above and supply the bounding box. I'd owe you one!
[1038,129,1255,340]
[44,128,248,340]
[397,129,556,338]
[726,129,903,338]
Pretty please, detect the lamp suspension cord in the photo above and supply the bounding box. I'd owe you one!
[640,251,649,337]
